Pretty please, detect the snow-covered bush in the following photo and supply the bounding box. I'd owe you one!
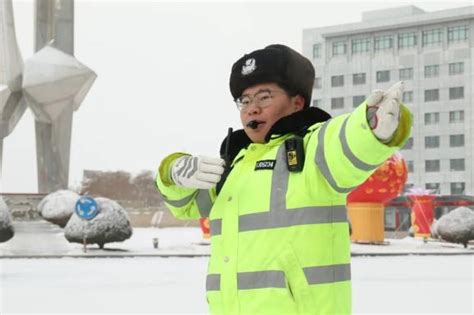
[38,190,79,227]
[430,219,439,239]
[0,197,14,242]
[437,207,474,248]
[64,197,132,248]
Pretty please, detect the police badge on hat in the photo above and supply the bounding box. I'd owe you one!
[241,58,256,75]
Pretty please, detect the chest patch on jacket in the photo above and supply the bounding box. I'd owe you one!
[255,160,276,171]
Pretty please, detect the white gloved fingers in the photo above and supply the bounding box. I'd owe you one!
[367,82,404,143]
[200,162,225,176]
[366,90,384,107]
[381,99,400,117]
[384,81,404,102]
[193,181,217,190]
[199,156,226,167]
[196,172,222,185]
[171,155,225,189]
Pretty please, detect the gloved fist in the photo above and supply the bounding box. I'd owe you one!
[171,155,225,189]
[366,81,404,142]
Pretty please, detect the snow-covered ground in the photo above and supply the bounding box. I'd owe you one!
[0,224,473,314]
[0,255,472,314]
[1,222,472,257]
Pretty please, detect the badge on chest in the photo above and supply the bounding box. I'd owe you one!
[254,160,276,171]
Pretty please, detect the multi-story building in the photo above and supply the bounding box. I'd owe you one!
[303,5,474,195]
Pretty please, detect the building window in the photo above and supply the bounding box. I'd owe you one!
[331,75,344,87]
[451,182,465,195]
[424,65,439,78]
[407,161,414,173]
[353,73,366,85]
[449,134,464,147]
[424,89,439,102]
[312,99,322,107]
[450,159,465,171]
[376,70,390,83]
[424,112,439,125]
[353,95,365,108]
[332,42,346,56]
[422,29,443,46]
[331,97,344,110]
[313,43,322,59]
[449,62,464,75]
[425,183,440,193]
[399,68,413,80]
[425,160,440,172]
[402,91,413,103]
[352,38,371,54]
[314,77,322,89]
[404,183,415,193]
[402,137,413,150]
[448,25,469,42]
[398,32,417,48]
[375,35,393,51]
[449,87,464,100]
[449,110,464,123]
[425,136,440,149]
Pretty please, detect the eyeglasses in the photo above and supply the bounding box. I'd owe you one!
[234,89,287,111]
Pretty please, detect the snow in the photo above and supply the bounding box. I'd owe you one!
[65,197,133,247]
[436,207,474,246]
[1,225,473,314]
[350,237,473,255]
[0,198,12,225]
[0,198,13,241]
[37,190,79,225]
[0,255,472,314]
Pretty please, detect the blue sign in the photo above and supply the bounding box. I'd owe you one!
[75,197,100,220]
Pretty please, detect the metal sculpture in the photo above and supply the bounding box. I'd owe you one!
[0,0,96,192]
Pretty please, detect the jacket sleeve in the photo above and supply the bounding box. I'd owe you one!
[155,152,215,220]
[307,100,412,194]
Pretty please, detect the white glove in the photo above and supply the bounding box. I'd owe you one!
[366,81,404,143]
[171,155,225,189]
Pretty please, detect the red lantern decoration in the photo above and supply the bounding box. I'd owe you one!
[199,217,210,240]
[347,152,408,243]
[408,193,436,238]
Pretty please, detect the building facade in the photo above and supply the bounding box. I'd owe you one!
[303,5,474,195]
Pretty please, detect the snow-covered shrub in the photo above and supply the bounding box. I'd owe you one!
[38,190,79,227]
[437,207,474,248]
[430,219,439,239]
[0,197,14,242]
[64,197,132,248]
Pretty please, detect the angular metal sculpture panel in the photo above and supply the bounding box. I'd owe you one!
[23,46,96,123]
[0,0,96,193]
[0,0,27,176]
[23,45,96,192]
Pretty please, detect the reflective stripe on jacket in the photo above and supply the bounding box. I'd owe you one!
[156,102,412,314]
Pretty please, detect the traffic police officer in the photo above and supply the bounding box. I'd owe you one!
[156,44,412,314]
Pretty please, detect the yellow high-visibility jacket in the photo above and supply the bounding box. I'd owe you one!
[156,102,412,315]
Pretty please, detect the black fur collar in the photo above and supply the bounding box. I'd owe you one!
[219,107,331,162]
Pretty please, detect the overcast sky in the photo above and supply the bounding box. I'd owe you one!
[2,0,472,193]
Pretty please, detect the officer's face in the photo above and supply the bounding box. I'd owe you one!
[239,83,305,143]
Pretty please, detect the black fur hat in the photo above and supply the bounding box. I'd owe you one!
[229,44,315,108]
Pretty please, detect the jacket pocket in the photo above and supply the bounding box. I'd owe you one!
[279,243,317,314]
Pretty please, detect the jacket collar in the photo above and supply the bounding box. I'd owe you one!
[220,107,331,163]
